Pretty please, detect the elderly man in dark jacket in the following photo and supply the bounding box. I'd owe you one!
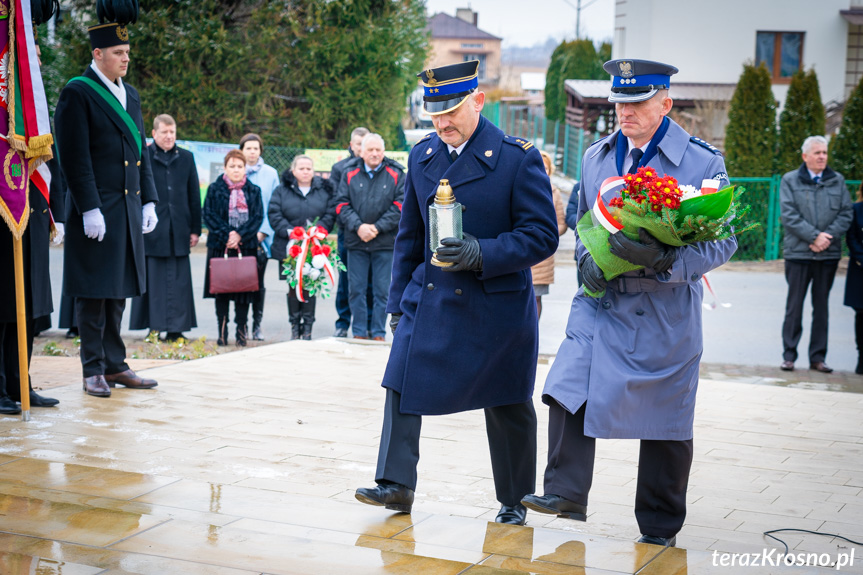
[54,22,160,397]
[335,133,405,340]
[330,127,369,338]
[130,114,201,341]
[780,135,853,373]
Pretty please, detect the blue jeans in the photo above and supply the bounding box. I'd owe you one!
[347,249,393,338]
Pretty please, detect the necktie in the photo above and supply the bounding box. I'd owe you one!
[628,149,644,174]
[813,175,821,184]
[450,150,459,162]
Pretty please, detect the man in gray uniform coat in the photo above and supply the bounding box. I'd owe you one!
[522,59,738,547]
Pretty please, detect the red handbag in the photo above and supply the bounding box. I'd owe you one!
[209,249,259,294]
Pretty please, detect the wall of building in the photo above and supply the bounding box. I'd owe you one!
[612,0,850,107]
[428,37,502,88]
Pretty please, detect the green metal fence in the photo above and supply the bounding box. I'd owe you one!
[481,101,860,262]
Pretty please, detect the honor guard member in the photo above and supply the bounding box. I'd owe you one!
[54,15,160,398]
[522,60,738,546]
[355,61,559,525]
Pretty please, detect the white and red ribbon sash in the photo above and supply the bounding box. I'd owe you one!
[291,225,336,302]
[593,176,625,234]
[701,272,731,310]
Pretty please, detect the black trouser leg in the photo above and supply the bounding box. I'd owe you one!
[484,400,537,506]
[782,260,812,363]
[253,257,268,333]
[76,298,128,377]
[375,388,422,490]
[856,310,863,373]
[543,402,595,506]
[808,260,838,363]
[2,317,36,400]
[635,439,694,538]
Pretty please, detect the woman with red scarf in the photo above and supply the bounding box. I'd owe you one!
[202,150,264,346]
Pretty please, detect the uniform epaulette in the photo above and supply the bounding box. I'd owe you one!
[503,135,535,152]
[417,132,434,143]
[690,136,723,156]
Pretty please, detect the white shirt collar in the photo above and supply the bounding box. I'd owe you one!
[446,142,468,157]
[807,168,824,180]
[90,60,127,110]
[623,138,649,173]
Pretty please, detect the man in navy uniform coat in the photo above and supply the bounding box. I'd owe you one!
[521,60,737,546]
[54,20,160,398]
[355,60,559,525]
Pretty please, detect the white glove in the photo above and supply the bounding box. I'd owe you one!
[52,222,65,245]
[82,208,106,242]
[142,202,158,234]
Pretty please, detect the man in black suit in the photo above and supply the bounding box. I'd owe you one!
[54,21,160,398]
[129,114,201,341]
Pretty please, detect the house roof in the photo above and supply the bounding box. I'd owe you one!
[427,12,501,41]
[565,80,737,105]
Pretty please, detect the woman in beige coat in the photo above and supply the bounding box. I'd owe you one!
[532,151,568,318]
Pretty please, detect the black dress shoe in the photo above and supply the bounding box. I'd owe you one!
[0,397,21,414]
[780,360,794,371]
[83,375,111,397]
[638,534,677,547]
[25,391,59,407]
[65,328,79,339]
[165,332,186,342]
[355,482,414,513]
[810,362,833,373]
[495,504,527,525]
[333,327,348,338]
[521,493,587,521]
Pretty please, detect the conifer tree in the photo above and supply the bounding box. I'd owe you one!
[777,70,825,174]
[544,39,607,123]
[725,63,777,176]
[831,75,863,180]
[43,0,428,147]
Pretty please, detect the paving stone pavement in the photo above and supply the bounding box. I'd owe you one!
[0,339,860,574]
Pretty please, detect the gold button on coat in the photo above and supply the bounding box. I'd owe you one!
[124,161,129,166]
[136,161,141,166]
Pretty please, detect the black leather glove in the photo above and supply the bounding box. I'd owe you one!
[436,233,483,272]
[390,313,402,335]
[580,255,607,294]
[608,228,676,274]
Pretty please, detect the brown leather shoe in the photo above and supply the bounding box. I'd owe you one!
[104,369,158,389]
[83,375,111,397]
[353,335,368,340]
[810,362,833,373]
[372,336,385,341]
[780,361,794,371]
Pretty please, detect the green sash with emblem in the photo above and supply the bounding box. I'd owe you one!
[67,76,142,158]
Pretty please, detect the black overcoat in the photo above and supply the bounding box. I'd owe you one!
[381,117,559,415]
[145,145,202,257]
[268,172,336,261]
[202,177,263,299]
[845,201,863,310]
[0,157,64,322]
[54,66,158,299]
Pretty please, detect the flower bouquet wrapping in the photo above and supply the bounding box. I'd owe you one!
[577,167,757,297]
[281,224,345,302]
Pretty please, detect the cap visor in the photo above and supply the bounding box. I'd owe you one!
[608,89,658,104]
[424,95,469,116]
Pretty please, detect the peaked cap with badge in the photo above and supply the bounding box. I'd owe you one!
[418,60,480,115]
[603,59,679,103]
[88,0,138,49]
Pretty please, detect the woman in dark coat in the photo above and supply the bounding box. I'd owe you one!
[268,155,336,340]
[845,184,863,374]
[203,150,263,346]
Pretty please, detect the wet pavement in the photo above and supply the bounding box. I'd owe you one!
[1,340,861,574]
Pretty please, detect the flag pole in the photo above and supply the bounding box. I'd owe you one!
[13,235,30,421]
